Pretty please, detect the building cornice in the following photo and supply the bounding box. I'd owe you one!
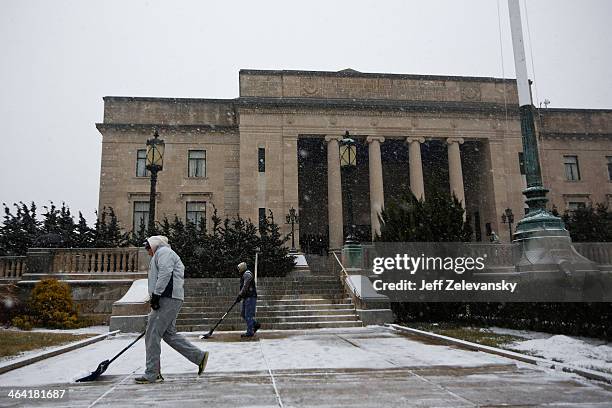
[96,123,239,133]
[538,107,612,114]
[540,132,612,140]
[236,97,519,115]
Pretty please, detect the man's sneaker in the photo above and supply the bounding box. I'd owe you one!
[241,333,254,338]
[134,374,164,384]
[198,351,209,376]
[253,321,261,334]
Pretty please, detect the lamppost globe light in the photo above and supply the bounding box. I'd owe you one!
[146,129,165,172]
[340,134,357,168]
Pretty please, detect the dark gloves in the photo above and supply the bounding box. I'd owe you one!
[235,295,243,304]
[150,293,161,310]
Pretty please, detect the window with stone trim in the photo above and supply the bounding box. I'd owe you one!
[188,150,206,178]
[567,201,586,211]
[136,149,149,177]
[133,201,149,232]
[607,156,612,181]
[186,201,206,229]
[563,155,580,181]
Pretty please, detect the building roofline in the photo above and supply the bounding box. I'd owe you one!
[239,69,517,84]
[100,95,612,114]
[103,96,237,104]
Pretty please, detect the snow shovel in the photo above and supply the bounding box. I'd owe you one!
[76,330,146,382]
[199,299,239,339]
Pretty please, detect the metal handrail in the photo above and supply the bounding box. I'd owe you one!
[331,251,359,300]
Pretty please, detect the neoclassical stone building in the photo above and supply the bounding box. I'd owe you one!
[96,69,612,248]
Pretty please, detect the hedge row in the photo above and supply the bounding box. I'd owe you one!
[392,302,611,340]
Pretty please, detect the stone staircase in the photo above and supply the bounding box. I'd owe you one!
[176,276,363,332]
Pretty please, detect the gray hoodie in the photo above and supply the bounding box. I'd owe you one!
[147,236,185,301]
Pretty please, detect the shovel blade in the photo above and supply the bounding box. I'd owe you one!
[199,331,213,339]
[76,360,110,382]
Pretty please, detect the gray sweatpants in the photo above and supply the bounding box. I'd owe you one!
[144,296,205,380]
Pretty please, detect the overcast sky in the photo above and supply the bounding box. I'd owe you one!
[1,0,611,224]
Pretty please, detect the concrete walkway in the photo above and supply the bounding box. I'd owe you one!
[0,327,610,407]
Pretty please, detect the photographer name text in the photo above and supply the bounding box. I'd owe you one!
[372,279,517,293]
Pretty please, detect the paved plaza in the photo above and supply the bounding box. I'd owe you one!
[0,326,610,407]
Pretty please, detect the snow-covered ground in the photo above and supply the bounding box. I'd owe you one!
[1,326,610,407]
[488,327,612,375]
[0,326,109,364]
[2,325,110,335]
[0,326,512,386]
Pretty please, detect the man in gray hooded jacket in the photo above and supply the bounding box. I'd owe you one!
[135,235,209,384]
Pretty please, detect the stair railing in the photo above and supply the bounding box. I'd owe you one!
[331,251,359,301]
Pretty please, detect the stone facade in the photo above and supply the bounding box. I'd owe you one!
[539,109,612,211]
[96,69,612,245]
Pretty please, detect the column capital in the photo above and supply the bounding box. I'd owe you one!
[324,135,343,143]
[405,136,425,144]
[446,137,465,145]
[366,136,385,144]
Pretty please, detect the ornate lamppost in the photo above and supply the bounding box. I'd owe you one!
[508,0,565,238]
[340,131,358,245]
[285,206,299,254]
[145,129,165,234]
[507,0,598,301]
[501,208,514,239]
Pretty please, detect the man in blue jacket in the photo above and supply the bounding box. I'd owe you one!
[135,235,209,384]
[236,262,261,338]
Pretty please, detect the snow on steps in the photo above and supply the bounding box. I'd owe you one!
[176,277,363,331]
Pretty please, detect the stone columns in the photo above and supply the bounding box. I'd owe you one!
[367,136,385,239]
[447,137,465,207]
[406,137,425,201]
[325,136,344,250]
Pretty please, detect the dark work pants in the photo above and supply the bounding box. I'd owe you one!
[241,296,258,335]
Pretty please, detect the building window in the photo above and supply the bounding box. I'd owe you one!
[186,201,206,229]
[518,152,525,175]
[258,208,266,231]
[607,156,612,181]
[133,201,149,231]
[258,148,265,172]
[564,155,580,181]
[188,150,206,178]
[567,201,586,212]
[136,149,149,177]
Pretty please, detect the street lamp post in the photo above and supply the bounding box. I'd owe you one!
[501,208,514,239]
[145,129,165,235]
[340,131,358,245]
[285,206,299,253]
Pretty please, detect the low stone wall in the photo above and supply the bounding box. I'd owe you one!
[17,280,133,325]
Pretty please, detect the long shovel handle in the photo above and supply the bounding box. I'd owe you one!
[108,330,146,365]
[208,300,239,336]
